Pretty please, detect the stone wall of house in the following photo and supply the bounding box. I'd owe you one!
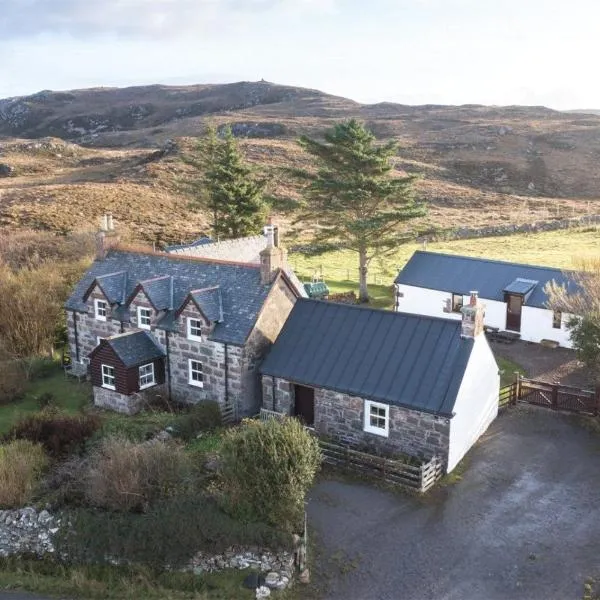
[67,285,122,364]
[261,375,294,416]
[314,388,450,461]
[243,275,298,416]
[261,376,450,462]
[94,384,145,415]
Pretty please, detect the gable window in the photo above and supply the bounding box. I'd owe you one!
[188,359,204,387]
[451,293,463,313]
[94,299,107,321]
[187,318,203,341]
[552,310,562,329]
[364,400,389,437]
[137,307,152,330]
[101,364,115,389]
[139,363,155,389]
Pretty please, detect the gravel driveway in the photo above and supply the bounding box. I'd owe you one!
[307,405,600,600]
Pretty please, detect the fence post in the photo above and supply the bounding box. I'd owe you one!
[551,383,559,410]
[512,372,520,405]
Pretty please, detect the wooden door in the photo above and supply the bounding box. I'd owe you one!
[294,384,315,426]
[505,294,523,332]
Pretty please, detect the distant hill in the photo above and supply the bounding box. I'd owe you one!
[0,81,599,242]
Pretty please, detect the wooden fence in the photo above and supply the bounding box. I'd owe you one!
[319,439,444,493]
[501,375,600,416]
[221,403,236,425]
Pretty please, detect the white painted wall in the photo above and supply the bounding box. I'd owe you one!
[395,284,572,348]
[447,334,499,473]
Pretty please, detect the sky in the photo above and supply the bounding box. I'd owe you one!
[1,0,599,109]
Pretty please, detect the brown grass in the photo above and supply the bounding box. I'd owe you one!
[0,439,48,508]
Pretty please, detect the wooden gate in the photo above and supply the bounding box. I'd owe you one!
[501,375,600,416]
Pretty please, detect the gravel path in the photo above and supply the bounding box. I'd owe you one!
[307,405,600,600]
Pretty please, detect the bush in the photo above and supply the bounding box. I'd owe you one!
[56,493,289,570]
[84,437,193,513]
[26,357,58,381]
[5,411,102,458]
[173,401,222,441]
[218,418,321,531]
[96,412,175,443]
[36,392,56,410]
[0,440,48,508]
[40,455,89,507]
[0,360,26,405]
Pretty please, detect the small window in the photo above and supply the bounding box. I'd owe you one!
[139,363,155,389]
[364,400,389,437]
[94,299,107,321]
[137,306,152,330]
[101,364,115,389]
[188,359,204,387]
[451,293,463,313]
[552,310,562,329]
[187,318,203,341]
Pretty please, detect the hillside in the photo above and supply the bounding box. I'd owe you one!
[0,81,599,243]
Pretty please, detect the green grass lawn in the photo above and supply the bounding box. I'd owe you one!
[0,368,92,435]
[495,355,527,387]
[290,227,600,309]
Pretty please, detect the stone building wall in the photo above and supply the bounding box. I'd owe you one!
[261,376,450,462]
[242,275,298,416]
[93,383,167,415]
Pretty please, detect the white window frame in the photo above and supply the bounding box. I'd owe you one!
[188,359,204,388]
[552,310,562,330]
[364,400,390,437]
[137,306,152,330]
[94,298,107,321]
[101,364,116,390]
[187,317,203,342]
[138,363,155,389]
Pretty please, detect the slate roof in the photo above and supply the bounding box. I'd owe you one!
[66,249,276,345]
[190,287,223,323]
[138,276,173,310]
[260,300,475,417]
[164,237,213,252]
[395,251,578,309]
[96,330,165,367]
[90,271,127,304]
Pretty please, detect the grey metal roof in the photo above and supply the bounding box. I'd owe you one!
[190,287,223,323]
[99,330,165,367]
[164,237,213,252]
[503,278,538,295]
[260,300,475,417]
[395,251,578,308]
[66,250,274,345]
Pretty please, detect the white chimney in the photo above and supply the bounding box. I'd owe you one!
[101,214,108,231]
[107,214,114,231]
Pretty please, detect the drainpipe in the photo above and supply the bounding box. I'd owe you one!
[165,331,172,401]
[73,312,80,363]
[272,375,277,412]
[224,343,229,406]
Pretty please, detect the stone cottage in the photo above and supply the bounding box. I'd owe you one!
[65,228,300,416]
[260,295,500,473]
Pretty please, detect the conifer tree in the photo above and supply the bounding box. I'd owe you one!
[296,119,425,303]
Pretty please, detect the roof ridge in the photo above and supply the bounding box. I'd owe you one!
[109,246,261,269]
[413,250,572,274]
[190,285,221,294]
[139,275,172,284]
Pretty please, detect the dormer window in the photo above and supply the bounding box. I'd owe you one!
[187,318,203,342]
[94,299,107,321]
[137,307,152,330]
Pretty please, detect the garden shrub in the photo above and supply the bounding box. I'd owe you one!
[40,455,89,507]
[173,400,222,441]
[56,493,289,570]
[36,392,56,410]
[96,412,175,442]
[0,360,26,405]
[5,411,102,458]
[84,437,193,512]
[0,440,48,508]
[218,418,321,531]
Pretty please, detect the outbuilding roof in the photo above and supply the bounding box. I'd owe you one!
[91,330,165,367]
[260,299,475,417]
[66,249,277,345]
[395,251,577,308]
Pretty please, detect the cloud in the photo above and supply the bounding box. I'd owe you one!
[1,0,336,39]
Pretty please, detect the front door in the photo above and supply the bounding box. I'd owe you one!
[505,294,523,332]
[294,384,315,426]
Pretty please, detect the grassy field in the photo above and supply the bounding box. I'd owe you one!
[290,227,600,308]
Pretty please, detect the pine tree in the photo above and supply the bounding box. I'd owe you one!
[188,126,268,239]
[296,119,425,303]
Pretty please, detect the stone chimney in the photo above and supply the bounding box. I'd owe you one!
[460,291,485,339]
[260,220,285,284]
[96,214,119,260]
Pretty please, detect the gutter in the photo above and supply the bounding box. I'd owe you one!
[165,331,173,401]
[224,343,229,406]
